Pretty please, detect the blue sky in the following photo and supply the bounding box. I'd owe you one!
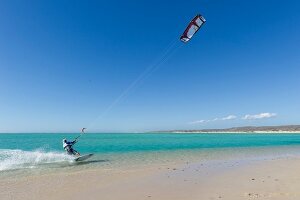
[0,0,300,132]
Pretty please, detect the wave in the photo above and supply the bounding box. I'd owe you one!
[0,149,74,171]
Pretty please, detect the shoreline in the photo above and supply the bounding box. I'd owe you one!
[165,131,300,134]
[2,150,300,200]
[152,125,300,134]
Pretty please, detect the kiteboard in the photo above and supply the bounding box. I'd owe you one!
[74,154,94,162]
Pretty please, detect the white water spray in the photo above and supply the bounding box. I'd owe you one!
[0,149,74,171]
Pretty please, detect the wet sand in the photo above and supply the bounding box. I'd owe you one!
[1,157,300,200]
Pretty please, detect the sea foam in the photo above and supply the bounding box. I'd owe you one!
[0,149,73,171]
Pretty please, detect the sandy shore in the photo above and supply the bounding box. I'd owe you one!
[2,157,300,200]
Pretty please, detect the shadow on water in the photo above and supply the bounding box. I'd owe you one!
[74,159,110,166]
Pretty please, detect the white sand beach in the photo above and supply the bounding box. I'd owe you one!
[2,156,300,200]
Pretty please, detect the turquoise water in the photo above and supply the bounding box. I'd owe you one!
[2,133,300,153]
[1,133,300,175]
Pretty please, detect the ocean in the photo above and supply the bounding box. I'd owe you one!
[1,133,300,178]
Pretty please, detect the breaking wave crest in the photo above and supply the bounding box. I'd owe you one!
[0,149,74,171]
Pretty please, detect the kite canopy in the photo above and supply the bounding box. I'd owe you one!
[180,14,206,43]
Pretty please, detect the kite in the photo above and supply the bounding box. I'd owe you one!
[180,14,206,43]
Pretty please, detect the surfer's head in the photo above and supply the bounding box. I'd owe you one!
[63,138,67,143]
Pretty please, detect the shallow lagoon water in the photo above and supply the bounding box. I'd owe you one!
[1,133,300,178]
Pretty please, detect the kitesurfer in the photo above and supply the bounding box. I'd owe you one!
[63,138,80,156]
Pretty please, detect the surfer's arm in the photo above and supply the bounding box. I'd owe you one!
[65,141,76,146]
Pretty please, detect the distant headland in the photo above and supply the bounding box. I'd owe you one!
[154,125,300,133]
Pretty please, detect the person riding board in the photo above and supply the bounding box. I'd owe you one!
[62,138,80,156]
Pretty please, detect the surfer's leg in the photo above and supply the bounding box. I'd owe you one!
[69,147,80,156]
[65,146,73,155]
[69,148,75,155]
[73,149,80,156]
